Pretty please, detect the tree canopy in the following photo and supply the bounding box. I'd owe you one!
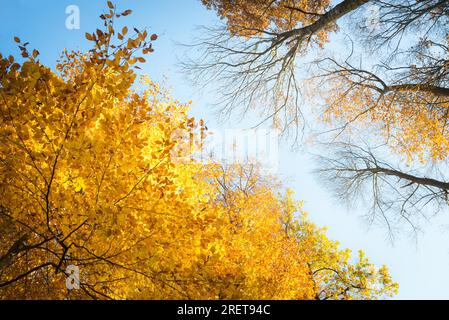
[0,3,397,299]
[194,0,449,232]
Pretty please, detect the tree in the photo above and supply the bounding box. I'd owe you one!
[0,2,397,299]
[193,0,449,229]
[313,1,449,229]
[185,0,370,138]
[315,142,449,235]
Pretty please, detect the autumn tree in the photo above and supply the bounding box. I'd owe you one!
[313,1,449,231]
[191,0,449,230]
[184,0,370,137]
[0,2,397,299]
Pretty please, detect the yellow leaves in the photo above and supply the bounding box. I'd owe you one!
[0,3,396,300]
[202,0,332,44]
[322,75,449,162]
[138,30,147,42]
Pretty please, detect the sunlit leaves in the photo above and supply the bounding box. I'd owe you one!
[201,0,333,45]
[0,1,397,300]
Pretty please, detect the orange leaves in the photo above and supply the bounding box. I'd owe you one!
[202,0,331,41]
[142,46,154,54]
[85,32,95,41]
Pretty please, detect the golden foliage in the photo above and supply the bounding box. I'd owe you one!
[201,0,334,46]
[323,73,449,162]
[0,3,397,300]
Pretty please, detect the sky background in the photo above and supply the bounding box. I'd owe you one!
[1,0,449,299]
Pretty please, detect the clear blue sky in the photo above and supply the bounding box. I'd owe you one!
[1,0,449,299]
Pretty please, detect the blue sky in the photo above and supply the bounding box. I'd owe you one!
[1,0,449,299]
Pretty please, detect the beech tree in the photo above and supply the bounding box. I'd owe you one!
[192,0,449,230]
[0,3,397,299]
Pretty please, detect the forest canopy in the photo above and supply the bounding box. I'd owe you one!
[0,3,397,299]
[192,0,449,233]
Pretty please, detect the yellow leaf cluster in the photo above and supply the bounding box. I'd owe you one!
[0,3,397,300]
[323,77,449,163]
[202,0,334,46]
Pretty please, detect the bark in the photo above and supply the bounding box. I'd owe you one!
[386,84,449,97]
[361,167,449,191]
[0,234,29,273]
[284,0,370,39]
